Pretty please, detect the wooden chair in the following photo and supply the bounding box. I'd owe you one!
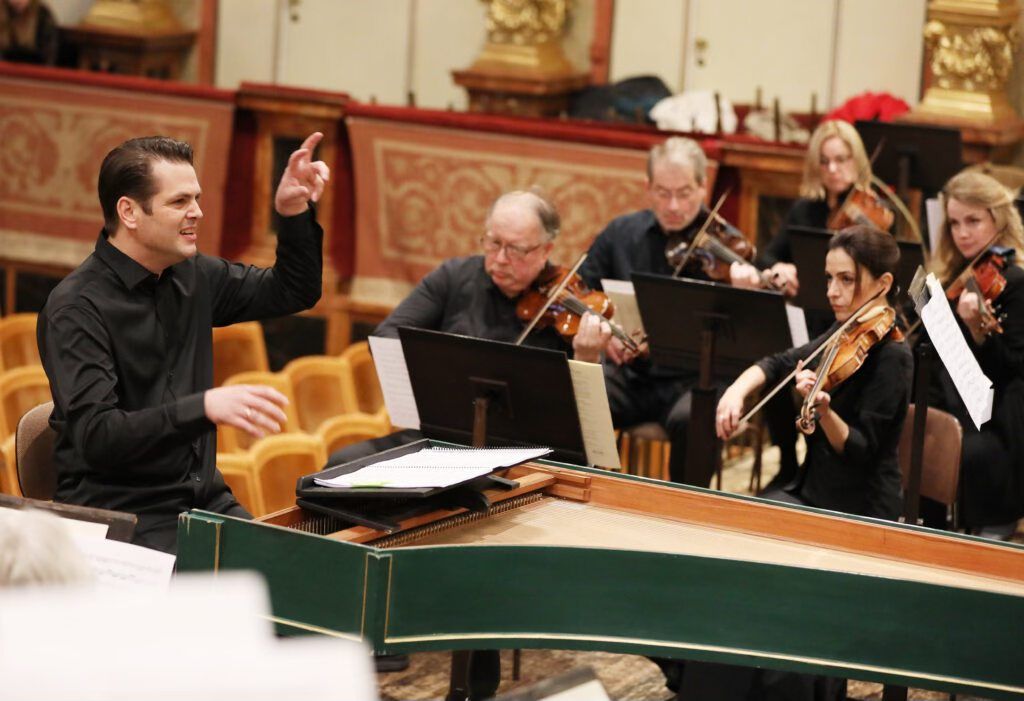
[219,371,300,453]
[316,412,391,458]
[15,401,56,500]
[249,432,327,515]
[898,404,963,529]
[339,341,385,414]
[212,321,269,388]
[1,434,17,496]
[0,366,51,440]
[617,423,671,481]
[216,452,265,517]
[0,313,40,371]
[283,355,359,433]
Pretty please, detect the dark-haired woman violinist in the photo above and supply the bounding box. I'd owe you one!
[677,226,912,700]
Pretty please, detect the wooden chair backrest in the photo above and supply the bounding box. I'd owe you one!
[0,314,40,372]
[898,404,963,508]
[339,341,384,414]
[212,322,269,387]
[15,401,55,500]
[216,452,265,517]
[283,355,359,433]
[0,366,51,439]
[249,433,327,515]
[316,412,391,458]
[1,434,17,497]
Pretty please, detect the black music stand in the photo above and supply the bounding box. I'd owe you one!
[399,327,588,466]
[856,121,962,243]
[789,225,924,309]
[632,273,794,487]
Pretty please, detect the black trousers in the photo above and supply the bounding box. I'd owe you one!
[132,489,251,555]
[676,660,846,701]
[603,363,698,484]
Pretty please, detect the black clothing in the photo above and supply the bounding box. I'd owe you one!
[578,208,738,485]
[756,325,911,520]
[328,256,571,468]
[39,210,323,553]
[375,256,566,352]
[759,197,838,488]
[760,198,833,268]
[929,264,1024,527]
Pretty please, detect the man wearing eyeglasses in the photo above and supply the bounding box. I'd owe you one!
[373,189,611,359]
[578,137,764,488]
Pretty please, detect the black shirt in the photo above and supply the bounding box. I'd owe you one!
[578,207,740,381]
[374,255,567,352]
[756,324,911,519]
[578,208,741,289]
[38,210,323,524]
[759,197,832,267]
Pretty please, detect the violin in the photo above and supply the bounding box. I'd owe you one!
[516,262,641,352]
[796,305,900,435]
[946,247,1012,336]
[828,186,895,232]
[666,211,787,293]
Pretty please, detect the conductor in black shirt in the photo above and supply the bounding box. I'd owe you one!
[38,133,329,554]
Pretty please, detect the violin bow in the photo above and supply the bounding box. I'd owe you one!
[672,190,731,277]
[735,287,886,428]
[514,253,588,346]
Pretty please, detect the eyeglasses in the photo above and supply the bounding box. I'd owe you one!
[480,235,545,261]
[651,186,699,202]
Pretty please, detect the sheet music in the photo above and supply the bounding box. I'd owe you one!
[72,535,175,589]
[313,446,551,488]
[919,274,994,429]
[368,335,420,430]
[601,279,645,337]
[785,303,809,347]
[568,360,621,469]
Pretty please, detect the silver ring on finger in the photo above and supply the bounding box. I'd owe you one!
[245,406,254,421]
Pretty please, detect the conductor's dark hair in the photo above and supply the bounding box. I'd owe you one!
[829,225,900,303]
[98,136,193,235]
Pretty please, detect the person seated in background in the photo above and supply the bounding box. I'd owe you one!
[926,170,1024,539]
[0,0,58,65]
[578,136,766,487]
[753,119,890,491]
[689,225,911,701]
[326,189,612,466]
[38,132,328,554]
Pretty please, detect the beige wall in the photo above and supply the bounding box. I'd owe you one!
[832,0,927,107]
[609,0,687,90]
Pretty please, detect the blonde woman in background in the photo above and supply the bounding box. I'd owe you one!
[926,170,1024,538]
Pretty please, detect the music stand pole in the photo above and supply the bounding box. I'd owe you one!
[902,341,933,526]
[684,314,726,487]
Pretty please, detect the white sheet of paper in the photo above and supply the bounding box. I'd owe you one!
[601,278,645,337]
[368,335,420,430]
[785,303,809,347]
[925,197,943,253]
[314,447,551,488]
[57,513,110,539]
[919,274,994,429]
[72,534,175,589]
[0,572,379,701]
[568,359,621,469]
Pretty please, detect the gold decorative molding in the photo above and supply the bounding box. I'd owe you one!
[470,0,576,78]
[913,0,1022,124]
[81,0,183,33]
